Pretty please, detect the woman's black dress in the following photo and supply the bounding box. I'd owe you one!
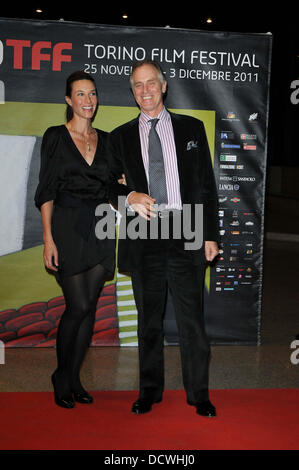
[35,125,115,278]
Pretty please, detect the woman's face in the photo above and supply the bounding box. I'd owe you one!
[65,79,98,120]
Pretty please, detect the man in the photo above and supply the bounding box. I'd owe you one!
[108,60,219,417]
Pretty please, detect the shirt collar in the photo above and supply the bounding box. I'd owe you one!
[139,107,170,127]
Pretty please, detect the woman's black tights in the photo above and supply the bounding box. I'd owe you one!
[54,263,107,395]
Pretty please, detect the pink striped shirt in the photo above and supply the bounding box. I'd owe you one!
[139,107,182,210]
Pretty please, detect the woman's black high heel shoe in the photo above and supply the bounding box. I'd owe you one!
[72,389,93,404]
[51,372,75,409]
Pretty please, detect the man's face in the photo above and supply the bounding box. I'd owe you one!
[131,64,167,117]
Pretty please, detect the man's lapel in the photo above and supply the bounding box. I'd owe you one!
[125,118,149,193]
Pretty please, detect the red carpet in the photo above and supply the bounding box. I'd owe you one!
[0,389,298,450]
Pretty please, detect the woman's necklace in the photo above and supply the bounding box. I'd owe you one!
[68,126,96,153]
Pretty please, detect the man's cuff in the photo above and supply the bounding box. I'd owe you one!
[125,191,136,212]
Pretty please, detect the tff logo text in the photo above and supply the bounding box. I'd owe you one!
[0,39,72,70]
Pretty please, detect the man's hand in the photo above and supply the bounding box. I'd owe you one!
[205,241,219,262]
[127,192,157,220]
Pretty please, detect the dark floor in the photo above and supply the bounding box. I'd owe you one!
[1,194,299,393]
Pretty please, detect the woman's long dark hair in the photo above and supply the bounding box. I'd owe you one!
[65,70,98,122]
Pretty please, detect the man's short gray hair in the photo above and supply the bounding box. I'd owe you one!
[129,60,166,88]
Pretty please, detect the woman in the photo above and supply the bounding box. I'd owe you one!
[35,71,115,409]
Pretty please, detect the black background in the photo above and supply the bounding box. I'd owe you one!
[1,3,298,168]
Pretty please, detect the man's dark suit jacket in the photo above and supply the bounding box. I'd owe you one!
[108,110,219,272]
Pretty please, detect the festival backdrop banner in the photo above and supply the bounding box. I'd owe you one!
[0,18,272,347]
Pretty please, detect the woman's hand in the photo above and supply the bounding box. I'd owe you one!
[118,173,127,185]
[43,239,59,272]
[40,200,58,271]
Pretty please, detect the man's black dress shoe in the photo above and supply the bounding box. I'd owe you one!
[195,400,216,417]
[51,373,75,409]
[131,398,161,414]
[72,390,93,404]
